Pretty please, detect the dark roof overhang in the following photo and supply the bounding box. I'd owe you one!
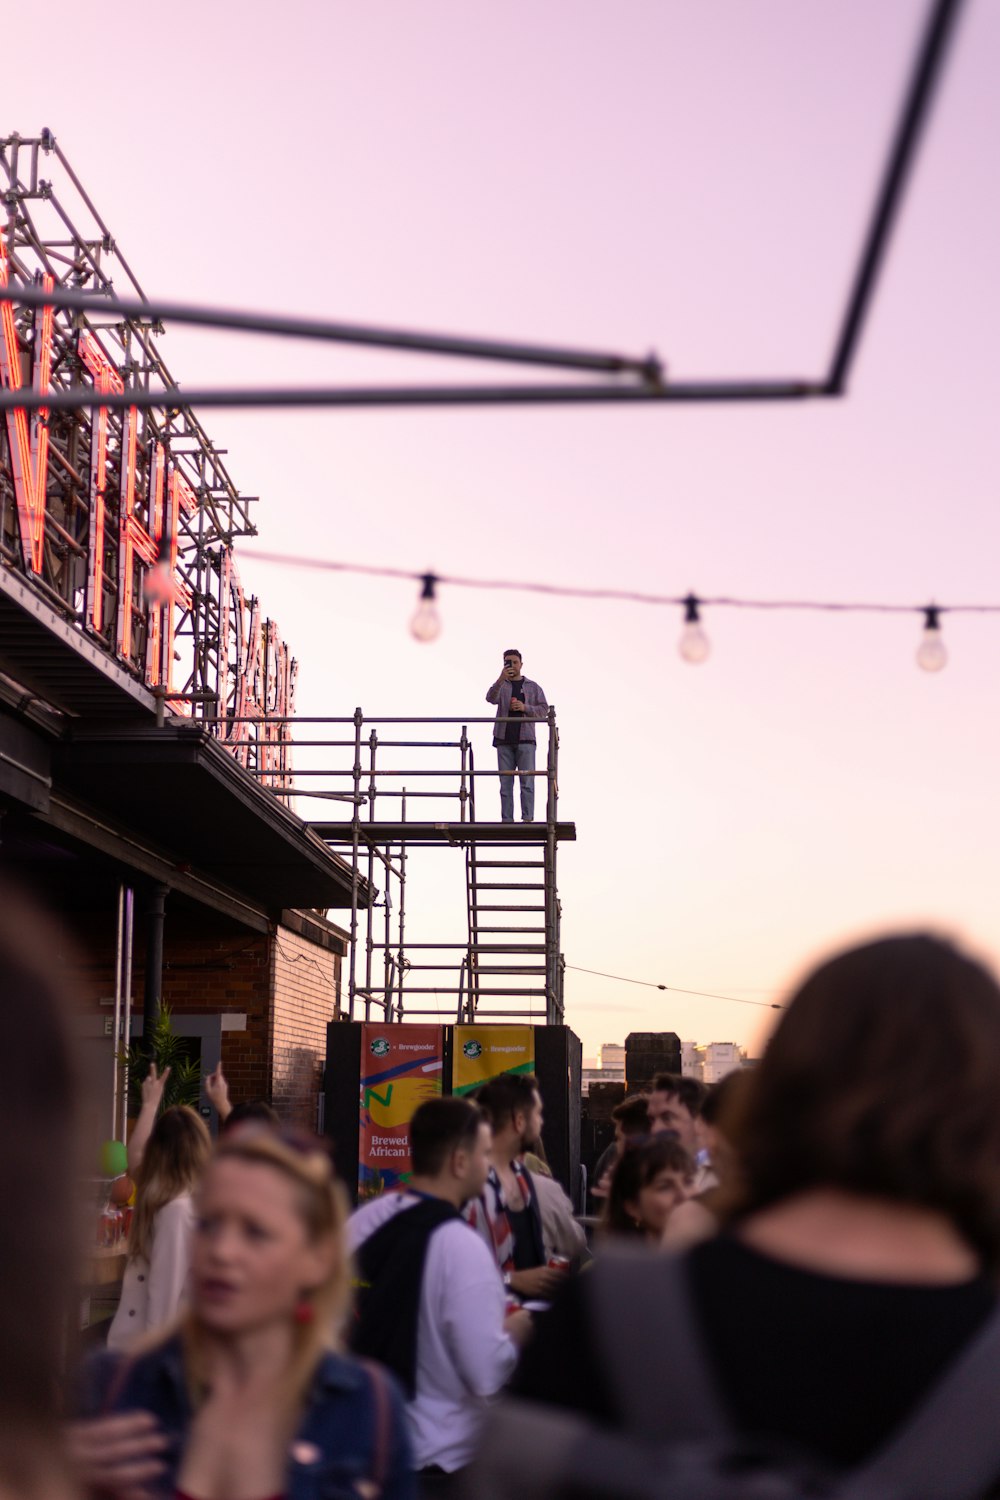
[51,720,372,915]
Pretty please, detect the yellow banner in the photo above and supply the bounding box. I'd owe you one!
[453,1025,535,1096]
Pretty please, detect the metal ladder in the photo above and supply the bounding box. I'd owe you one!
[462,735,563,1024]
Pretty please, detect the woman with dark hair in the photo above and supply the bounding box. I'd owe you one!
[79,1125,414,1499]
[601,1136,693,1243]
[107,1105,210,1351]
[506,934,1000,1481]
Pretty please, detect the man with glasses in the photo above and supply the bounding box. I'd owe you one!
[485,650,549,822]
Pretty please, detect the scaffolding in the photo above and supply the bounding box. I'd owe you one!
[0,132,294,783]
[242,707,575,1026]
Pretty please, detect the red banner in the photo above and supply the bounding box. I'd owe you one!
[358,1024,444,1199]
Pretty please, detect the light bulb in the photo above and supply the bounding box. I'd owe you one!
[679,594,710,665]
[916,606,947,673]
[410,574,441,643]
[143,560,175,607]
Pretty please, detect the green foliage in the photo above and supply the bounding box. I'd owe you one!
[122,1004,201,1115]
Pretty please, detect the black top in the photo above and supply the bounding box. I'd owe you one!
[512,1233,996,1467]
[505,678,525,746]
[508,1203,541,1270]
[351,1195,460,1397]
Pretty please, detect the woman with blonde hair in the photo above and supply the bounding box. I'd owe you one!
[82,1125,413,1499]
[107,1105,210,1351]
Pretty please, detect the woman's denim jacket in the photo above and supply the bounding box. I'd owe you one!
[83,1334,415,1500]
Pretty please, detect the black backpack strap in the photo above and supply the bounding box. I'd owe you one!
[588,1247,733,1444]
[838,1298,1000,1500]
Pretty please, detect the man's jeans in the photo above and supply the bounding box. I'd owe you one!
[497,741,536,822]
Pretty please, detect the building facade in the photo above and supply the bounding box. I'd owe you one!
[0,135,370,1143]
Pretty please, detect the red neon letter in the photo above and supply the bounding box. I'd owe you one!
[77,331,124,633]
[153,469,196,699]
[216,548,294,780]
[116,408,158,661]
[217,548,252,763]
[0,233,54,574]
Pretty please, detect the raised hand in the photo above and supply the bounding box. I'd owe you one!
[139,1061,171,1113]
[205,1062,232,1121]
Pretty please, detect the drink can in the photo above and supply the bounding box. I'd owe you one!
[547,1253,571,1272]
[505,1297,522,1317]
[98,1207,119,1247]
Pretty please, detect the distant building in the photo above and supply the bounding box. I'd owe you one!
[581,1041,626,1095]
[681,1040,704,1080]
[583,1038,745,1094]
[600,1042,625,1073]
[703,1041,744,1084]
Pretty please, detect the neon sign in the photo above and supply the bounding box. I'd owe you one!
[0,218,295,784]
[78,330,125,635]
[0,235,54,576]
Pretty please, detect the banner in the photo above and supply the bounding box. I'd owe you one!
[452,1025,535,1096]
[359,1024,444,1199]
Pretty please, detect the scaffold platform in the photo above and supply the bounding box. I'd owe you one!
[310,820,576,845]
[244,708,572,1025]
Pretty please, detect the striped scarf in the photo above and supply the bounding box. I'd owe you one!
[465,1161,536,1274]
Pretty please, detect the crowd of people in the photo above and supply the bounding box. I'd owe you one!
[8,898,1000,1499]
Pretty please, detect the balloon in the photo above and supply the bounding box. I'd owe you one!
[109,1174,134,1205]
[101,1140,128,1177]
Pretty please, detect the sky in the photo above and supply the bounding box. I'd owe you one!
[6,0,1000,1060]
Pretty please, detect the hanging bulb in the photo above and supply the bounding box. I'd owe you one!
[916,605,947,672]
[678,594,710,664]
[410,573,442,643]
[143,559,175,607]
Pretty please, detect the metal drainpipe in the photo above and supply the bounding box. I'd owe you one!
[122,886,135,1114]
[143,882,168,1053]
[111,883,125,1138]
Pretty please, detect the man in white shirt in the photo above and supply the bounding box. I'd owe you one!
[348,1097,531,1497]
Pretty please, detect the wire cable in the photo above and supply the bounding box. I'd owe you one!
[237,550,1000,618]
[565,964,782,1009]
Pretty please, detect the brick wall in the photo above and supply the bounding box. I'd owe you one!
[158,929,272,1105]
[62,897,344,1126]
[63,902,273,1103]
[270,913,343,1127]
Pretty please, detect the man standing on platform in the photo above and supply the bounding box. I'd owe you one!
[486,649,549,822]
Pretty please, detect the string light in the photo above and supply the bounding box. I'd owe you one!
[239,548,998,668]
[678,593,710,665]
[916,605,947,673]
[410,573,442,643]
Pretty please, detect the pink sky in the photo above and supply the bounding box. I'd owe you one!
[7,0,1000,1057]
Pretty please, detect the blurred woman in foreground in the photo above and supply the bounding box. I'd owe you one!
[510,934,1000,1475]
[0,889,79,1500]
[85,1126,413,1500]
